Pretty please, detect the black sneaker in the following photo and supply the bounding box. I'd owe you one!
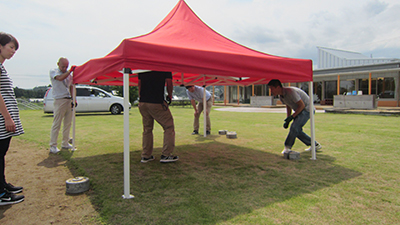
[192,130,198,135]
[0,191,24,206]
[160,155,179,163]
[5,183,23,194]
[206,130,210,135]
[141,155,155,163]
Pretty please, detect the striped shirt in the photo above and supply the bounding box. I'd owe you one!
[0,63,24,139]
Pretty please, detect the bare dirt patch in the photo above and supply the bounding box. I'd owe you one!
[0,139,100,224]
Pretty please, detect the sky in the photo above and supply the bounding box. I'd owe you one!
[1,0,400,89]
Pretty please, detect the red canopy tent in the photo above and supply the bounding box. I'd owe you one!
[71,0,316,199]
[72,0,312,86]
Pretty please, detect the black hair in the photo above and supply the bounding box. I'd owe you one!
[267,79,282,87]
[185,85,194,89]
[0,32,19,51]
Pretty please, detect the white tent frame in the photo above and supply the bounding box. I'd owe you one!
[71,71,317,198]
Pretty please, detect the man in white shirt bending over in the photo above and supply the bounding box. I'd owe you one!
[186,85,212,136]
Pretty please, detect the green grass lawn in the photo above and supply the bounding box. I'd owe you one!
[19,107,400,224]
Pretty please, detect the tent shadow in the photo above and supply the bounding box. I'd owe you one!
[41,112,131,118]
[194,133,219,142]
[67,142,361,224]
[37,153,68,168]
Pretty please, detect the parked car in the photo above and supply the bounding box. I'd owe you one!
[43,86,131,114]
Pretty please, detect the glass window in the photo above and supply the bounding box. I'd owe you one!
[359,77,396,98]
[76,88,91,96]
[244,86,252,103]
[378,77,395,99]
[324,81,337,99]
[300,82,322,103]
[253,85,262,96]
[315,82,322,103]
[359,79,369,95]
[340,80,355,95]
[95,90,108,98]
[230,86,238,103]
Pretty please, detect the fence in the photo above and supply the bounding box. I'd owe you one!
[17,98,43,110]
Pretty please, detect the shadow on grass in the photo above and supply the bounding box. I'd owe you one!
[66,142,361,225]
[37,153,68,168]
[41,112,133,118]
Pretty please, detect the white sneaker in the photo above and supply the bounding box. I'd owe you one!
[61,143,73,149]
[305,143,322,151]
[281,148,291,154]
[50,146,60,154]
[62,143,77,151]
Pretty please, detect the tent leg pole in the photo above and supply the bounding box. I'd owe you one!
[72,85,76,149]
[122,70,134,199]
[203,76,207,137]
[309,81,316,160]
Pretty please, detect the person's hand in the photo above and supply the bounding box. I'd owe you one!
[283,115,294,129]
[166,95,172,105]
[69,65,76,72]
[71,101,78,108]
[5,118,16,133]
[194,110,199,116]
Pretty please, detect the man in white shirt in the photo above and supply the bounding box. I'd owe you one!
[49,57,75,154]
[186,85,212,135]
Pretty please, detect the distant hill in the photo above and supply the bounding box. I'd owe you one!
[14,85,51,98]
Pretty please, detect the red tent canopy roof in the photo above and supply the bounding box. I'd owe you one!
[73,0,312,86]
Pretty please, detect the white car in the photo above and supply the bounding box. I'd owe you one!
[43,86,131,114]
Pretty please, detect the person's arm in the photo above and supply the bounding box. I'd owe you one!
[138,79,141,99]
[54,70,72,81]
[286,105,292,118]
[166,78,173,98]
[191,99,199,116]
[0,94,15,132]
[292,100,305,118]
[69,80,75,98]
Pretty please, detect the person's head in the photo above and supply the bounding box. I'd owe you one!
[0,32,19,63]
[57,57,69,73]
[186,85,195,92]
[268,79,283,96]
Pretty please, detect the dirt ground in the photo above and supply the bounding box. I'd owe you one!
[0,139,101,225]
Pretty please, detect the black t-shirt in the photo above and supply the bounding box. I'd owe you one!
[139,71,172,104]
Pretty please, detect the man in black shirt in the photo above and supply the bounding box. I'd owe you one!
[138,71,178,163]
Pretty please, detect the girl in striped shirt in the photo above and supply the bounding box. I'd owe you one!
[0,32,25,206]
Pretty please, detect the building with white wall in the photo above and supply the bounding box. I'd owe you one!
[225,47,400,107]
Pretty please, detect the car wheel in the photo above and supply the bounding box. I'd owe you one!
[110,104,122,115]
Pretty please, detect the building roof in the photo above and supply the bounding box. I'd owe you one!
[317,46,371,59]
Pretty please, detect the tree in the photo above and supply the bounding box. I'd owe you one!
[108,86,139,104]
[14,85,50,98]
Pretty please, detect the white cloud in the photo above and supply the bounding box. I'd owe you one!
[1,0,400,88]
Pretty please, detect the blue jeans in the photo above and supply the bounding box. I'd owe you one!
[284,110,314,148]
